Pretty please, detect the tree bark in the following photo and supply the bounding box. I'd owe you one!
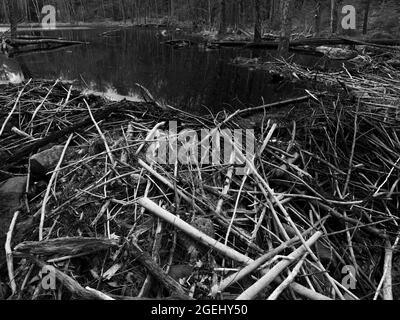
[363,0,371,35]
[170,0,174,17]
[6,0,17,39]
[314,0,321,36]
[278,0,292,56]
[219,0,227,35]
[208,0,212,28]
[330,0,342,34]
[254,0,262,42]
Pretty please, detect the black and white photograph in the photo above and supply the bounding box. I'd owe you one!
[0,0,399,310]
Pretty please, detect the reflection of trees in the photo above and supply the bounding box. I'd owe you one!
[20,27,309,113]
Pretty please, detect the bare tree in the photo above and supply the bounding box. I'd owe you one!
[6,0,17,39]
[254,0,262,42]
[278,0,292,56]
[208,0,212,28]
[314,0,321,36]
[330,0,342,34]
[219,0,226,35]
[363,0,371,35]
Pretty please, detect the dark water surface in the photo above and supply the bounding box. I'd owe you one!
[17,27,320,113]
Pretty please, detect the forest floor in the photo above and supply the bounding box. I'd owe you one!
[0,36,400,300]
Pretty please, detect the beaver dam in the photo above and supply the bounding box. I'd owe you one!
[0,50,400,300]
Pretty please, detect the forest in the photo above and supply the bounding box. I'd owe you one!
[0,0,400,36]
[0,0,400,305]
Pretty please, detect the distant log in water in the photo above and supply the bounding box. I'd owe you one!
[5,36,88,58]
[10,37,87,47]
[211,37,400,50]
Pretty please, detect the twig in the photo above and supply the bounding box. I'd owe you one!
[39,134,73,241]
[5,211,19,295]
[0,80,30,137]
[267,253,308,300]
[236,231,322,300]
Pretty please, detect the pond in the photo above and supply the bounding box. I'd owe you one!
[15,27,322,114]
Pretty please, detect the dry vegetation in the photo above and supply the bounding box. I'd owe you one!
[0,45,399,300]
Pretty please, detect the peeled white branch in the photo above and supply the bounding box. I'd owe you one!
[236,231,322,300]
[137,197,252,264]
[138,198,331,300]
[5,211,19,295]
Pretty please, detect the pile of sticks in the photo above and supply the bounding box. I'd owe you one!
[0,75,399,300]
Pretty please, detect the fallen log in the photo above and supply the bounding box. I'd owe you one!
[10,38,87,47]
[211,37,400,50]
[14,237,118,256]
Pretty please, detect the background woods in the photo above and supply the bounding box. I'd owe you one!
[0,0,399,36]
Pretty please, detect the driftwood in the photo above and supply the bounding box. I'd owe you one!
[129,241,193,300]
[138,197,253,265]
[14,237,118,256]
[2,67,400,300]
[10,38,86,47]
[11,43,84,58]
[137,197,332,300]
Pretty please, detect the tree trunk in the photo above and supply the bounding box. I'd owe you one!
[219,0,227,35]
[314,0,321,36]
[278,0,292,56]
[6,0,17,39]
[254,0,262,42]
[363,0,370,35]
[330,0,342,34]
[269,0,275,22]
[240,0,245,26]
[208,0,212,28]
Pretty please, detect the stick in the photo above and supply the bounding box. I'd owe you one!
[138,198,331,300]
[0,80,30,137]
[5,211,19,295]
[129,241,192,300]
[39,134,73,241]
[30,258,114,300]
[2,100,139,167]
[29,79,60,134]
[267,253,307,300]
[85,99,115,166]
[211,233,303,296]
[236,231,322,300]
[85,287,115,300]
[137,197,252,265]
[11,127,35,140]
[374,240,394,300]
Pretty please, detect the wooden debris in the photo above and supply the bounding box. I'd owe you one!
[0,67,398,300]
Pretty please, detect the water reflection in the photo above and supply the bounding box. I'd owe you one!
[20,27,316,113]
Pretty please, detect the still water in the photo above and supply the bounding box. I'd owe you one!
[16,27,320,113]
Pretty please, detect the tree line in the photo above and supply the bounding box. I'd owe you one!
[1,1,399,44]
